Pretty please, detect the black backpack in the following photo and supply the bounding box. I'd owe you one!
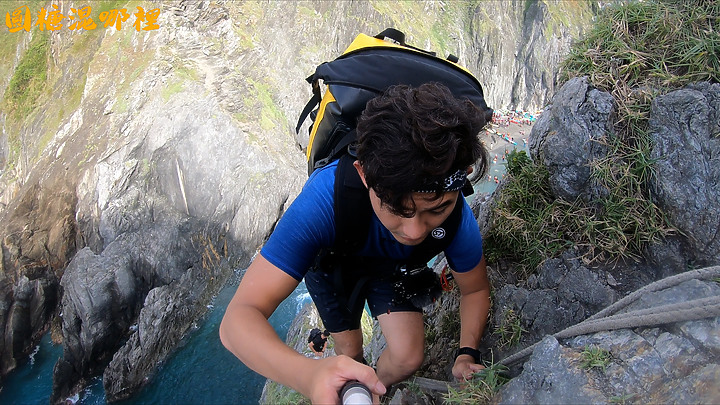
[307,328,321,343]
[297,28,492,268]
[296,28,492,176]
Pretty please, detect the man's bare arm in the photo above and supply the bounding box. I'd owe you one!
[219,254,385,403]
[450,256,491,380]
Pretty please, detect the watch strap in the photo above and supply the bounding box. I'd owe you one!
[456,347,481,363]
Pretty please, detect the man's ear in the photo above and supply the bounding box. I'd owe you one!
[353,160,369,189]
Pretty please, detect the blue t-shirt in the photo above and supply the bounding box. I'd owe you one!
[261,160,484,281]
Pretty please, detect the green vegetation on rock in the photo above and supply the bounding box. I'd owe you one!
[1,28,49,169]
[485,150,571,273]
[445,359,509,404]
[580,345,612,372]
[562,0,720,90]
[246,77,287,132]
[1,0,137,171]
[485,0,718,274]
[0,1,28,82]
[493,308,526,349]
[369,0,474,57]
[541,0,595,39]
[2,30,49,122]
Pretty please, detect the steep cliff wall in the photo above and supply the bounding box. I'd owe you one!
[0,0,595,401]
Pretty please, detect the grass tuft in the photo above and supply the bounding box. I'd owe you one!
[580,345,612,372]
[485,150,572,274]
[493,308,527,349]
[444,358,510,404]
[561,0,720,90]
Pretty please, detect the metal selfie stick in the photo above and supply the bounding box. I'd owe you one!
[341,381,372,405]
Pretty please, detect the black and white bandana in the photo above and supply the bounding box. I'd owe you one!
[413,169,467,193]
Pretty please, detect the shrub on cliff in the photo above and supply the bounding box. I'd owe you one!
[485,0,718,274]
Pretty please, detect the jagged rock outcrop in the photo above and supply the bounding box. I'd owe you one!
[0,0,595,401]
[528,76,614,202]
[479,78,720,402]
[649,82,720,266]
[530,79,720,266]
[102,256,227,402]
[495,271,720,404]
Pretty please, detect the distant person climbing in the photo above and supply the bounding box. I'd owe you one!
[307,328,330,356]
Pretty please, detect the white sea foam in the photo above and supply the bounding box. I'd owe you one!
[28,344,40,365]
[65,393,79,404]
[295,291,312,313]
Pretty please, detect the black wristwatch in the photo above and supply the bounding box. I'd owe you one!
[456,347,482,363]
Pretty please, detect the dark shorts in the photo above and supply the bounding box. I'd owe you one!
[304,266,422,333]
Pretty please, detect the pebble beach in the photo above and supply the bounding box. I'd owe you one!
[475,109,539,194]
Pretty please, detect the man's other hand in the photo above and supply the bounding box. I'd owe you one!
[452,355,485,382]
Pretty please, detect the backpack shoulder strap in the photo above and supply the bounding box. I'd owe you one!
[333,152,371,254]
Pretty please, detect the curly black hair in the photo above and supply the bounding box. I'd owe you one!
[355,82,490,217]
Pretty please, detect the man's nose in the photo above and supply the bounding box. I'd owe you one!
[402,216,427,240]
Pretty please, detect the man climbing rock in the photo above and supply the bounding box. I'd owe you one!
[220,83,491,403]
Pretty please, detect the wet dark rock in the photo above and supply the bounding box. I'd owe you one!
[103,261,226,402]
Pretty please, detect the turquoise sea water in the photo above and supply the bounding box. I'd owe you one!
[0,272,311,405]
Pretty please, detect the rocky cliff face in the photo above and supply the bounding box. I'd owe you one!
[0,0,594,401]
[423,79,719,402]
[273,79,720,403]
[495,269,720,404]
[470,1,594,110]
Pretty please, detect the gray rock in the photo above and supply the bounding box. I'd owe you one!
[495,336,609,404]
[496,273,720,404]
[103,261,225,402]
[470,1,594,110]
[644,235,691,279]
[648,82,720,265]
[51,214,207,402]
[529,76,615,202]
[492,251,615,352]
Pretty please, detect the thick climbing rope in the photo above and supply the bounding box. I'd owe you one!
[587,266,720,321]
[499,266,720,367]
